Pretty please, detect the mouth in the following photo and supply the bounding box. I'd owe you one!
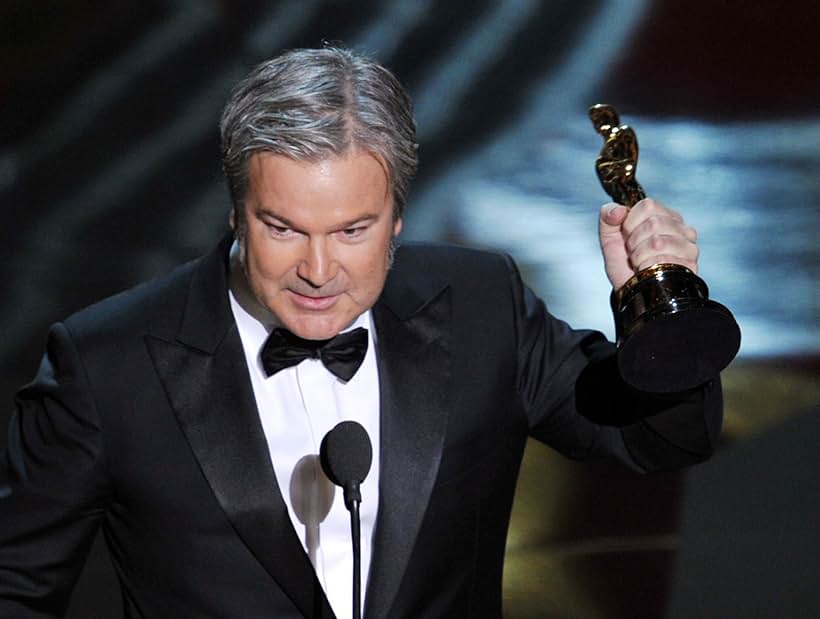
[287,290,341,311]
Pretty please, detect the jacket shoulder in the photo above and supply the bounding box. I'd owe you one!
[62,254,203,344]
[393,241,514,281]
[382,242,521,321]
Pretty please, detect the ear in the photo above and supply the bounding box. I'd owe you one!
[392,217,403,237]
[228,209,236,230]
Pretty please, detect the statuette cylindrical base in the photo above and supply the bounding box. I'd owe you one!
[613,264,741,393]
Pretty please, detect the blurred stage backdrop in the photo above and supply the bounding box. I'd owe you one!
[2,1,819,617]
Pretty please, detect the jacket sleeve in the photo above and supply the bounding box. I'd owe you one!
[506,254,723,472]
[0,322,110,618]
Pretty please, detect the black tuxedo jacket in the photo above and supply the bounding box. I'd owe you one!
[0,238,722,618]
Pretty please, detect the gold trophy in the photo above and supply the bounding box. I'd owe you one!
[589,104,740,393]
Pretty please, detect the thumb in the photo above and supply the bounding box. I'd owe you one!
[599,202,629,233]
[598,202,633,290]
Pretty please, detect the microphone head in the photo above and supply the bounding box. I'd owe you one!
[320,420,373,488]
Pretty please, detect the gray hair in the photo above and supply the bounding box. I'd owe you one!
[220,47,418,220]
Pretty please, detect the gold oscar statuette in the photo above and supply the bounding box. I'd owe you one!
[589,103,740,392]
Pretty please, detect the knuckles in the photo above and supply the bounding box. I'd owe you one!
[609,196,702,277]
[649,235,669,251]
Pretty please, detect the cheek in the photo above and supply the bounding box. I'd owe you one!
[246,237,289,291]
[348,246,391,294]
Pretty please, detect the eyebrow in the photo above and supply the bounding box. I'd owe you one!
[255,208,379,230]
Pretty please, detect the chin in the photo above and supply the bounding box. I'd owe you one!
[287,316,349,341]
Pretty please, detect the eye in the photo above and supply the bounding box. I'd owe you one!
[340,226,366,240]
[266,223,293,238]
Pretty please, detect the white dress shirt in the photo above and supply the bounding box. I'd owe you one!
[228,243,381,619]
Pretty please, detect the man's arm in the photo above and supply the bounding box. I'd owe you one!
[0,323,109,618]
[596,196,723,468]
[512,277,722,471]
[513,197,723,470]
[573,332,723,470]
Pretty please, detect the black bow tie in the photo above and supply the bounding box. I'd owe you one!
[261,327,369,382]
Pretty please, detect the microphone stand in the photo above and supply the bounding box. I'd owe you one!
[343,480,363,619]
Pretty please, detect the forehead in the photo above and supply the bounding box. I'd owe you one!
[245,150,392,223]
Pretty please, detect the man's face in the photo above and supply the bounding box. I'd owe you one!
[237,150,401,340]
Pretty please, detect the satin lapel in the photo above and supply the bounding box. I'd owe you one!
[146,239,333,619]
[365,284,452,619]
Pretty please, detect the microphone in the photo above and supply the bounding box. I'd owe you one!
[320,421,372,619]
[320,420,373,509]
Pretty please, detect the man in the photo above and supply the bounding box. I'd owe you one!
[0,47,721,618]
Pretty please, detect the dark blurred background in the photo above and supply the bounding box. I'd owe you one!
[2,1,818,617]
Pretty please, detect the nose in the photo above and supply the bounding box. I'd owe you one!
[297,237,338,288]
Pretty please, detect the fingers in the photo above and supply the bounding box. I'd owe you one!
[628,233,699,272]
[623,198,699,273]
[622,198,683,233]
